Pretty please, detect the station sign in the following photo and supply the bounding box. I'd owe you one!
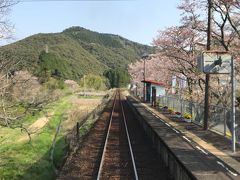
[202,51,232,74]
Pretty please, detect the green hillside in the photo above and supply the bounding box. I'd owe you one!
[63,27,154,69]
[0,26,154,80]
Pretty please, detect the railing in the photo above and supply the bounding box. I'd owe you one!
[158,95,231,137]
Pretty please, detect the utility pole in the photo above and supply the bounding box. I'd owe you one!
[136,83,138,96]
[142,53,148,102]
[45,44,49,53]
[204,0,213,130]
[231,56,236,152]
[143,59,146,101]
[83,75,86,96]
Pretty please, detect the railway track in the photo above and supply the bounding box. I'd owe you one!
[96,90,138,179]
[58,90,172,179]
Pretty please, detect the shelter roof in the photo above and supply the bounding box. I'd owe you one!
[141,79,165,86]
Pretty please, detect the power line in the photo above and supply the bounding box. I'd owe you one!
[19,0,130,2]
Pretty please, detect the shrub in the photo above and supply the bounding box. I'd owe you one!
[79,74,108,90]
[156,100,160,106]
[44,78,65,90]
[183,112,192,119]
[175,112,182,115]
[163,106,168,109]
[168,108,175,113]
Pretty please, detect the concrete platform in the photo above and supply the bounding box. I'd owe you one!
[127,95,240,180]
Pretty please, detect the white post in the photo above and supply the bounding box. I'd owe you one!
[231,56,236,153]
[83,75,86,96]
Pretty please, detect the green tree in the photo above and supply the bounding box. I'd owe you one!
[79,74,108,90]
[37,51,50,82]
[44,77,65,90]
[104,68,130,88]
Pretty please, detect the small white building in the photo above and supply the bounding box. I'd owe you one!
[141,80,166,103]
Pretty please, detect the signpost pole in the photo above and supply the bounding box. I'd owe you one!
[142,53,149,102]
[204,0,213,130]
[143,59,146,101]
[231,56,236,153]
[201,51,234,151]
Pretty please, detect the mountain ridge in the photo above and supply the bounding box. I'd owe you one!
[0,26,154,80]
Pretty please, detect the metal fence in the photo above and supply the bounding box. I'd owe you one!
[158,95,231,137]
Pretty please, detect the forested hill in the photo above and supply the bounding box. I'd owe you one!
[0,26,154,80]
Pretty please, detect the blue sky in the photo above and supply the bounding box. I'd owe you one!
[6,0,181,45]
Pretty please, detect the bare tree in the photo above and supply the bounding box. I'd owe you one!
[0,0,17,40]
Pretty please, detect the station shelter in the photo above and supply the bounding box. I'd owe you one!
[141,80,166,106]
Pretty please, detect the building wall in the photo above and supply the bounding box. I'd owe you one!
[154,85,166,97]
[148,84,165,102]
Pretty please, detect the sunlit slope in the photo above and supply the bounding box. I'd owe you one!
[1,26,154,79]
[63,27,154,69]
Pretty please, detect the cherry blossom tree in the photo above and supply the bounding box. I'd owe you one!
[129,0,239,105]
[0,51,20,126]
[178,0,240,103]
[0,68,48,126]
[153,25,206,100]
[150,0,239,105]
[128,54,173,96]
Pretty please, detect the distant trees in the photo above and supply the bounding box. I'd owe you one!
[79,74,108,90]
[104,69,130,88]
[37,51,66,82]
[38,67,130,91]
[63,26,123,48]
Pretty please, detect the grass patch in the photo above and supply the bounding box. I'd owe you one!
[0,96,72,180]
[0,94,106,180]
[20,96,71,127]
[78,95,104,99]
[79,118,96,137]
[77,98,107,140]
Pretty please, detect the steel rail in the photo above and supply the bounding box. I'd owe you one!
[97,90,139,180]
[119,93,139,180]
[96,91,118,180]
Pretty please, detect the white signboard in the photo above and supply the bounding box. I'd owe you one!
[202,51,232,74]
